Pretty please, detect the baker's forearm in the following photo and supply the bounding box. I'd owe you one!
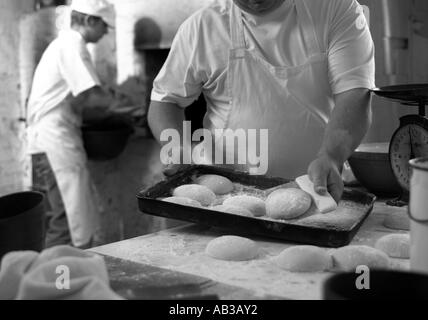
[148,100,186,146]
[318,88,372,168]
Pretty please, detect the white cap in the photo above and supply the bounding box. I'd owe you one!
[70,0,115,27]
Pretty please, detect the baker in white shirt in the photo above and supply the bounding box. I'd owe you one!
[27,0,123,249]
[148,0,375,203]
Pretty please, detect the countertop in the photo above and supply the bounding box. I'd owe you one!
[91,200,410,300]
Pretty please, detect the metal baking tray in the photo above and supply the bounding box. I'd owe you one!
[137,165,376,248]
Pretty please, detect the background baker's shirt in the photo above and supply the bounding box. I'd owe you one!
[151,0,375,131]
[27,29,101,166]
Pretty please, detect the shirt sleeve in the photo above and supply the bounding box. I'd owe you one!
[327,0,375,95]
[151,17,204,108]
[58,36,101,97]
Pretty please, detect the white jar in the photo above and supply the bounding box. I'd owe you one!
[409,158,428,274]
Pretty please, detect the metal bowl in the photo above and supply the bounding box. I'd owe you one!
[323,270,428,300]
[82,117,133,161]
[348,142,402,196]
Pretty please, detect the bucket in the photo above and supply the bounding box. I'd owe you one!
[0,191,46,261]
[82,116,133,161]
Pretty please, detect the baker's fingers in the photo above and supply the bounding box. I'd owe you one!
[328,183,342,204]
[162,164,193,177]
[327,175,344,203]
[162,164,181,176]
[308,168,328,195]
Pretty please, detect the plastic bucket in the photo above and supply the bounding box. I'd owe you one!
[0,191,46,261]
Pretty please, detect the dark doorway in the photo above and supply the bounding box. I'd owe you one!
[35,0,67,10]
[141,48,207,135]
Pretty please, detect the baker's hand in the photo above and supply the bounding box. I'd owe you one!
[161,145,195,177]
[161,143,213,177]
[162,163,193,176]
[307,155,344,203]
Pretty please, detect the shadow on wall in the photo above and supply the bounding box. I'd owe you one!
[134,17,162,50]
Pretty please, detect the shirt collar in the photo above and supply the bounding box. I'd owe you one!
[239,0,294,25]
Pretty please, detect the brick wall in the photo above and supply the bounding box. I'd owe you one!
[0,0,34,197]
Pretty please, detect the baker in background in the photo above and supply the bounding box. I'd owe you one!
[27,0,127,249]
[148,0,375,203]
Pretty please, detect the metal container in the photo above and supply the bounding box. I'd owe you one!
[82,117,133,161]
[409,157,428,274]
[323,270,428,299]
[348,142,402,196]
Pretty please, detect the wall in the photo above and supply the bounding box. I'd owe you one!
[410,0,428,83]
[0,0,34,197]
[360,0,428,143]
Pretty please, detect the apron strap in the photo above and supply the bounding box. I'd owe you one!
[294,0,322,54]
[230,2,246,50]
[230,0,322,55]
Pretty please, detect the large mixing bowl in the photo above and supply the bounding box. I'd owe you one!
[348,142,402,197]
[82,117,133,161]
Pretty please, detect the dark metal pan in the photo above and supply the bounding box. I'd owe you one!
[137,165,376,248]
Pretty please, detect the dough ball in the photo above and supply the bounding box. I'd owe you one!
[274,246,332,273]
[173,184,216,206]
[162,196,202,208]
[266,188,311,220]
[383,212,410,231]
[375,234,410,259]
[195,174,234,195]
[223,196,266,217]
[205,236,259,261]
[211,205,253,217]
[331,245,390,272]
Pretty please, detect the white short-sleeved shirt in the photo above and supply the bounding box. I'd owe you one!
[27,29,101,126]
[151,0,375,130]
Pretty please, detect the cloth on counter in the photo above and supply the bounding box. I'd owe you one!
[0,245,122,300]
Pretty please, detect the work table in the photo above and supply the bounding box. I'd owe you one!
[91,200,410,300]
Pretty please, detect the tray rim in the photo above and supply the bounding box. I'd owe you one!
[371,84,428,104]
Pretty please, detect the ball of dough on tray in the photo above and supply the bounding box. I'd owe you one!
[331,245,390,272]
[162,196,202,208]
[211,205,253,217]
[173,184,216,206]
[205,236,259,261]
[195,174,234,195]
[375,234,410,259]
[383,212,410,231]
[274,246,332,272]
[266,188,311,220]
[223,195,266,217]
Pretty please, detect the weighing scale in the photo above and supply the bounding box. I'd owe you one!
[371,84,428,206]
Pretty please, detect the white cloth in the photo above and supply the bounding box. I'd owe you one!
[151,0,375,133]
[26,29,101,247]
[0,246,122,300]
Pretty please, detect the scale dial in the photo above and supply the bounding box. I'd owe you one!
[389,116,428,191]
